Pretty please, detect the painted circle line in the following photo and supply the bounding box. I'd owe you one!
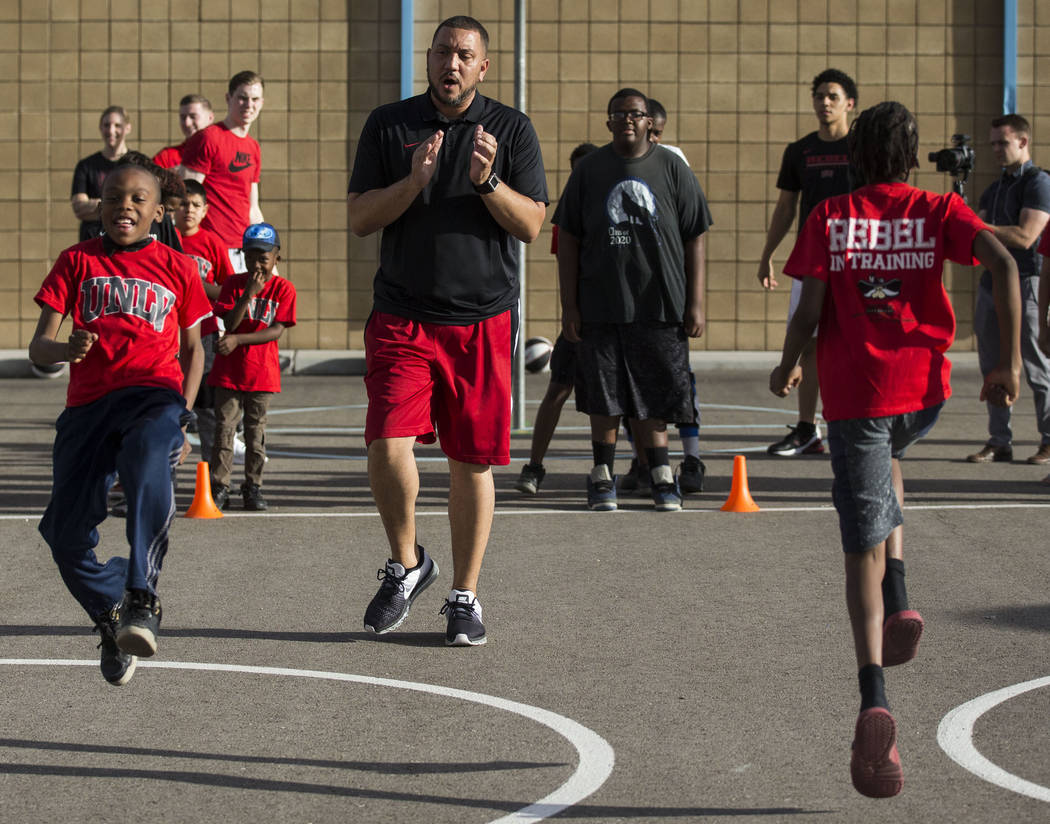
[937,675,1050,803]
[0,658,615,823]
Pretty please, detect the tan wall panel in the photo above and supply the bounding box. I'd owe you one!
[0,5,1039,353]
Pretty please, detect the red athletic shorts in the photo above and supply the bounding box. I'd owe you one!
[364,310,512,465]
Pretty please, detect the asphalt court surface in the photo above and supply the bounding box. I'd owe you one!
[1,363,1049,823]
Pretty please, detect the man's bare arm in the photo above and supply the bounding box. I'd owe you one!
[348,132,443,237]
[757,189,800,289]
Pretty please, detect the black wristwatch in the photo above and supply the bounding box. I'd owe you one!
[473,173,500,195]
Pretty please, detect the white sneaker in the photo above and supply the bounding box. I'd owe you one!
[232,433,268,465]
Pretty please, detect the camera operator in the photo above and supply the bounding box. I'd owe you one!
[968,114,1050,464]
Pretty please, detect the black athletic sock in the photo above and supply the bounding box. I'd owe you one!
[644,446,670,472]
[882,558,909,617]
[592,441,616,475]
[796,420,816,437]
[858,664,889,711]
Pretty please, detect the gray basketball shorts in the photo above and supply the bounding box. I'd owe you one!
[574,321,693,423]
[827,403,943,553]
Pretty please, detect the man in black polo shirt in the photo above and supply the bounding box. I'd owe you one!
[347,15,547,646]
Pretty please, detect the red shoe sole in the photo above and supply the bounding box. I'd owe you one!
[883,610,924,667]
[851,707,903,798]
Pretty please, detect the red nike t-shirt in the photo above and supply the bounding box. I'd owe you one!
[181,123,261,248]
[35,238,213,408]
[181,227,235,336]
[208,273,297,393]
[784,182,986,421]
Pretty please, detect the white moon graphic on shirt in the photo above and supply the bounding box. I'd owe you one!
[606,179,658,227]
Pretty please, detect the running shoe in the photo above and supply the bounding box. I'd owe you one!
[767,424,824,456]
[650,465,683,512]
[440,590,487,646]
[882,609,924,667]
[677,455,706,493]
[363,547,439,634]
[116,589,162,658]
[586,465,617,511]
[618,458,650,494]
[850,707,903,798]
[515,463,545,495]
[94,606,136,686]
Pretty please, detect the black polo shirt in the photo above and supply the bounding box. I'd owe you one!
[349,92,548,324]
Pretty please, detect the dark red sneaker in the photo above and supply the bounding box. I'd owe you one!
[851,707,903,798]
[883,610,924,667]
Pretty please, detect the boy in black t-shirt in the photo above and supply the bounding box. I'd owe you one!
[555,89,712,513]
[757,69,858,457]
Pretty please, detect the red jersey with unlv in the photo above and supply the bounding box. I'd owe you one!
[181,123,261,247]
[208,274,297,393]
[35,238,213,408]
[784,182,986,421]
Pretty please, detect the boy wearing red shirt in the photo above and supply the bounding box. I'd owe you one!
[29,165,211,686]
[771,102,1022,798]
[208,222,296,511]
[176,179,235,462]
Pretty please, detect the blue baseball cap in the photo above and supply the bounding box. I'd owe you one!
[242,222,280,251]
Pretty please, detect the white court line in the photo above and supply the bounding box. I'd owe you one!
[938,676,1050,803]
[6,502,1050,521]
[0,658,615,823]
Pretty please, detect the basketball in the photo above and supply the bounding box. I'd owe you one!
[524,336,553,373]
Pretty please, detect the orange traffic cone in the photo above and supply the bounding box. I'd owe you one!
[185,461,223,519]
[721,454,760,512]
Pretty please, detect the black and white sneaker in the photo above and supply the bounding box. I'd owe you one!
[677,455,706,493]
[514,463,545,494]
[94,607,136,686]
[363,547,439,634]
[767,423,824,456]
[116,589,162,657]
[440,589,486,646]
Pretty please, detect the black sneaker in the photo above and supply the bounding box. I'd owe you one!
[514,463,545,494]
[212,483,230,510]
[440,590,487,646]
[242,482,268,511]
[767,424,824,456]
[363,546,439,634]
[618,457,650,493]
[116,589,162,657]
[678,455,706,493]
[93,607,136,686]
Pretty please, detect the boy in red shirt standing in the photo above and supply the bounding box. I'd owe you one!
[176,179,234,462]
[771,102,1022,798]
[29,165,211,686]
[208,222,296,511]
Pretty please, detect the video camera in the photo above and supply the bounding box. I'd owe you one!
[928,134,975,199]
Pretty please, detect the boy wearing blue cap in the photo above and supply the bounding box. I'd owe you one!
[208,222,297,510]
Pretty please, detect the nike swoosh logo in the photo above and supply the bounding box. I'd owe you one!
[404,142,420,149]
[228,161,252,173]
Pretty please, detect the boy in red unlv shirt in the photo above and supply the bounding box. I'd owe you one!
[208,222,296,511]
[771,102,1021,799]
[29,165,211,687]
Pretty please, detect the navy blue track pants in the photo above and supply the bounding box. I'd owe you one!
[39,386,186,620]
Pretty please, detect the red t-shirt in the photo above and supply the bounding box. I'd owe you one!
[153,143,184,169]
[1037,228,1050,256]
[180,123,261,248]
[208,274,296,393]
[784,182,986,421]
[35,238,213,408]
[181,227,235,336]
